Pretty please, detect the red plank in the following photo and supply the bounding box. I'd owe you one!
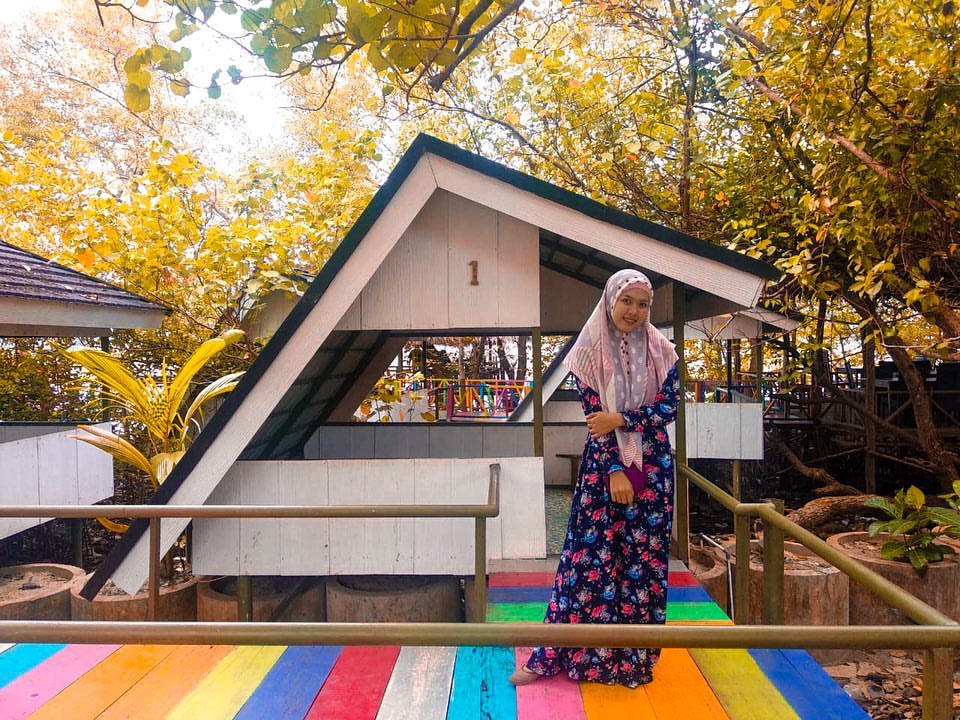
[489,572,556,588]
[668,570,700,587]
[304,646,400,720]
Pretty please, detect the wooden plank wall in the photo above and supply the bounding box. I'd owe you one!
[0,423,113,540]
[193,458,545,576]
[337,190,541,332]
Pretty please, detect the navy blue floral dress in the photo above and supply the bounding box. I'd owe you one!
[526,364,680,687]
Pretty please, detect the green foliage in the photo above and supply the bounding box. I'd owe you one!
[865,485,960,574]
[103,0,522,111]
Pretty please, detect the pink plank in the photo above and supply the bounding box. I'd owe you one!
[0,644,119,720]
[489,572,555,587]
[668,571,699,587]
[514,647,587,720]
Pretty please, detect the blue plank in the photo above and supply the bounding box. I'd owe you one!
[749,649,870,720]
[487,585,712,604]
[0,644,66,688]
[234,646,342,720]
[446,646,517,720]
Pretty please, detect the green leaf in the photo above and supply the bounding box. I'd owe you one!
[263,45,293,73]
[123,84,151,112]
[227,65,243,84]
[864,496,896,518]
[207,82,221,99]
[240,9,263,32]
[925,507,960,529]
[168,78,190,97]
[880,540,906,560]
[906,485,926,510]
[906,548,928,573]
[251,32,270,54]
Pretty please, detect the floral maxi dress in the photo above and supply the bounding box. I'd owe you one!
[526,364,680,687]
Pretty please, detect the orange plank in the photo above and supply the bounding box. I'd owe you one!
[580,681,657,720]
[29,645,175,720]
[644,649,730,719]
[96,645,233,720]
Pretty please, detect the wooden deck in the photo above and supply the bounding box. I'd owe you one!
[0,566,868,719]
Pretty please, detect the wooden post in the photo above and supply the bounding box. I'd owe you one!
[731,459,741,501]
[237,576,253,622]
[532,328,544,458]
[725,339,733,401]
[673,283,689,564]
[755,338,764,403]
[922,647,954,719]
[862,330,877,494]
[71,519,83,568]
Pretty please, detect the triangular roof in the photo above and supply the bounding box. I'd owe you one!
[0,241,167,336]
[83,134,779,598]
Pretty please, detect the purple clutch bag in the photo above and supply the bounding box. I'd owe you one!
[607,464,647,496]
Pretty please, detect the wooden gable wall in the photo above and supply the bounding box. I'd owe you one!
[336,191,540,331]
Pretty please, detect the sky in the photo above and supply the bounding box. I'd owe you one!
[0,0,292,167]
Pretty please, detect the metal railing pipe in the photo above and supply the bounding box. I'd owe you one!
[752,504,957,628]
[0,504,501,519]
[147,518,160,622]
[762,499,784,625]
[681,464,957,628]
[2,621,960,650]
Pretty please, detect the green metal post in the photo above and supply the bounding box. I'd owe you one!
[475,517,487,623]
[532,328,544,458]
[672,282,689,564]
[734,511,751,624]
[762,498,785,625]
[147,518,160,622]
[922,647,953,719]
[237,576,253,622]
[71,518,83,568]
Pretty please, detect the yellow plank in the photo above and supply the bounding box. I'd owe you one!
[166,646,286,720]
[644,649,729,719]
[580,680,657,720]
[688,649,800,720]
[30,645,175,720]
[97,645,234,720]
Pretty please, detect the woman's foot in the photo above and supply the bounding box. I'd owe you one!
[508,665,542,686]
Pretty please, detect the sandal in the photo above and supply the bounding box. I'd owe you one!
[508,665,542,686]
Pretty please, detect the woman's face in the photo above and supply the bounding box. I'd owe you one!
[611,287,651,333]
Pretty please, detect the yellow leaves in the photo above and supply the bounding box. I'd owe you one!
[124,84,151,113]
[76,248,97,269]
[509,47,529,64]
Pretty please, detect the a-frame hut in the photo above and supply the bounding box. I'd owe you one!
[82,135,778,598]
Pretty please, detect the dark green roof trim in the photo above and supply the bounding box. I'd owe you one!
[82,133,778,600]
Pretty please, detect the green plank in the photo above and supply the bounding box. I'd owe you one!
[487,601,728,623]
[666,602,730,621]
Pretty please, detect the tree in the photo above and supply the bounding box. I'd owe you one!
[62,329,244,531]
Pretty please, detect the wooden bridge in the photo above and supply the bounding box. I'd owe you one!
[0,563,868,719]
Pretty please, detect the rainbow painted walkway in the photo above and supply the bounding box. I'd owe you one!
[0,566,868,719]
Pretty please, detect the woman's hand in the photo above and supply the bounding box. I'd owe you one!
[586,411,625,439]
[608,470,635,505]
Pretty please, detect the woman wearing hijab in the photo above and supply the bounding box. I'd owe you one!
[510,269,680,688]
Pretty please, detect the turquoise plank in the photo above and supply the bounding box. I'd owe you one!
[234,646,341,720]
[447,646,517,720]
[749,649,869,720]
[0,644,66,688]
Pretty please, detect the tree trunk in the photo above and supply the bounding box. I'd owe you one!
[517,335,528,381]
[785,495,880,535]
[767,432,861,496]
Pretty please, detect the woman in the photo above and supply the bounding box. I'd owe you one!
[510,269,680,688]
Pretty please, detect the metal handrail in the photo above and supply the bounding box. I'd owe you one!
[2,621,960,649]
[679,462,957,719]
[0,463,501,624]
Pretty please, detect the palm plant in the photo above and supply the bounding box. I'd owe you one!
[62,329,245,532]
